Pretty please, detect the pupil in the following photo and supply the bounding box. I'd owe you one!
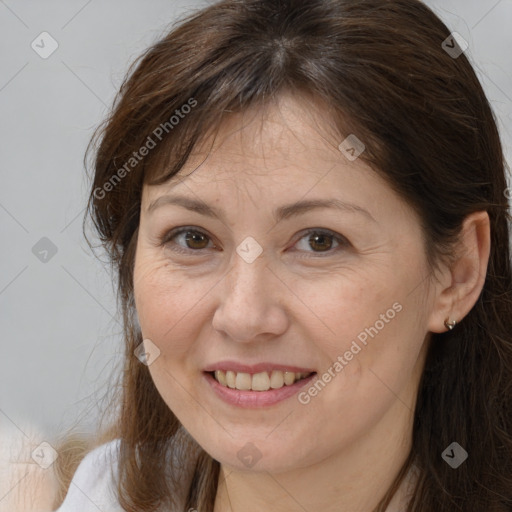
[186,231,207,249]
[310,233,332,251]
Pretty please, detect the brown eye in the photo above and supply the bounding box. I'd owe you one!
[162,227,214,254]
[183,230,210,249]
[308,232,334,252]
[293,229,348,256]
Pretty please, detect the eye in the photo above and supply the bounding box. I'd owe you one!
[161,227,215,254]
[161,226,349,257]
[291,228,349,256]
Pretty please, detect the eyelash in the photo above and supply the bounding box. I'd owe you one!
[159,226,349,257]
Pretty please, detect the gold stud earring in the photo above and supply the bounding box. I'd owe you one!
[444,318,457,330]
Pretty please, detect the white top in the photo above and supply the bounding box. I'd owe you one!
[56,439,124,512]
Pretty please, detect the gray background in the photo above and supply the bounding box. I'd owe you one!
[1,0,511,441]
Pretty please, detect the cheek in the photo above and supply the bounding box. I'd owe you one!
[133,251,207,357]
[288,269,395,354]
[292,264,427,388]
[296,300,426,449]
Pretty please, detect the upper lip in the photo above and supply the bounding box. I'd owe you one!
[203,361,316,374]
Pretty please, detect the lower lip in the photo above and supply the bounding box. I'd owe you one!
[203,372,317,408]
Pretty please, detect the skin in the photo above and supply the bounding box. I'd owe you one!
[133,93,490,512]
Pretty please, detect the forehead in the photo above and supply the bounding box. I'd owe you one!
[142,93,371,199]
[138,95,418,249]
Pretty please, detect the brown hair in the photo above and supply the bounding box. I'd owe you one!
[72,0,512,510]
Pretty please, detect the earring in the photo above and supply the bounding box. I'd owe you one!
[444,318,457,330]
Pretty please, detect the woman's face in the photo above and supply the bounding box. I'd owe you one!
[133,94,437,474]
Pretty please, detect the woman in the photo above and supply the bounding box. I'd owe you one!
[54,0,512,510]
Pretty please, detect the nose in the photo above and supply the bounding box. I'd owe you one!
[211,249,289,343]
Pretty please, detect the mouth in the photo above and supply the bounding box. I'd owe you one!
[207,369,316,392]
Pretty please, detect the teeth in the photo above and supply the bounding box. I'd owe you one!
[235,372,252,390]
[284,371,295,386]
[212,370,311,391]
[252,371,270,391]
[226,370,236,389]
[215,370,227,386]
[270,370,284,389]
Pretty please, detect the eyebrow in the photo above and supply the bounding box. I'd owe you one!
[146,194,376,223]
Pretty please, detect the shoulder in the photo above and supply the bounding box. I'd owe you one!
[55,439,124,512]
[0,421,59,512]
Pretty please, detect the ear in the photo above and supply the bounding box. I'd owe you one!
[427,211,490,333]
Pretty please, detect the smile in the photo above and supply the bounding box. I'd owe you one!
[211,370,314,391]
